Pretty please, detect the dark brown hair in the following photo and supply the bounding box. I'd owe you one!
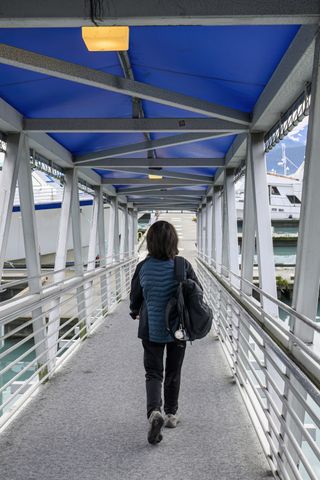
[146,221,179,260]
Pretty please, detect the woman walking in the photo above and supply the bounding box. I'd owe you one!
[129,220,201,444]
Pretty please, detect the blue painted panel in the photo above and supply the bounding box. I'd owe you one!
[130,25,299,113]
[0,25,300,183]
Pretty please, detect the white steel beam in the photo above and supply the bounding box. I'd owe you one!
[47,170,73,371]
[0,133,23,278]
[18,134,49,377]
[103,178,209,185]
[112,197,120,263]
[137,205,197,212]
[85,187,100,328]
[78,158,226,168]
[70,168,87,335]
[96,186,108,312]
[221,170,239,287]
[205,199,211,260]
[123,206,129,259]
[198,209,203,255]
[75,132,232,163]
[249,133,277,317]
[0,133,23,349]
[0,43,249,125]
[132,210,138,255]
[0,97,22,132]
[24,117,248,133]
[107,167,213,183]
[292,32,320,343]
[240,138,256,295]
[212,188,223,273]
[120,185,186,194]
[124,189,205,196]
[0,1,319,26]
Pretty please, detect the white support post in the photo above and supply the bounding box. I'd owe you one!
[70,168,87,337]
[96,186,108,313]
[132,209,138,256]
[292,31,320,343]
[198,208,202,256]
[250,133,280,467]
[112,196,121,299]
[212,187,222,274]
[47,170,73,372]
[18,134,49,379]
[282,32,320,472]
[205,198,212,262]
[249,133,277,317]
[124,205,129,260]
[241,137,257,296]
[0,134,23,280]
[0,133,23,349]
[202,202,207,259]
[85,187,100,329]
[112,197,120,263]
[222,170,239,287]
[107,198,115,265]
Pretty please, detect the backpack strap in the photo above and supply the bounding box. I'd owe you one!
[174,256,186,283]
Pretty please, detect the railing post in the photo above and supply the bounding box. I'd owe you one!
[222,169,239,287]
[18,134,49,380]
[47,170,73,372]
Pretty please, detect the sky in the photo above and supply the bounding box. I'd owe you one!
[266,117,308,175]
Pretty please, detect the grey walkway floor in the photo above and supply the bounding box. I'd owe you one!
[0,300,272,480]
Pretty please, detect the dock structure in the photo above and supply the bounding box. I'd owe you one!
[0,4,320,480]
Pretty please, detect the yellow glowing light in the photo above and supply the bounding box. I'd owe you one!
[148,174,163,180]
[82,26,129,51]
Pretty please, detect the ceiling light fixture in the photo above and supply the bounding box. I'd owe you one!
[148,174,163,180]
[82,26,129,51]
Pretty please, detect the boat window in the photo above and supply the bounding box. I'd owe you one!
[270,186,280,195]
[287,195,301,204]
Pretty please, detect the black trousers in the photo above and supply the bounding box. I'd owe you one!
[142,339,186,418]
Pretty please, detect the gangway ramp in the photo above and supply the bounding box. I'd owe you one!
[0,297,271,480]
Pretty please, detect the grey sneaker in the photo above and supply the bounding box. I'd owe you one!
[164,413,179,428]
[148,410,164,444]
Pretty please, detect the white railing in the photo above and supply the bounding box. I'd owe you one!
[196,255,320,480]
[0,255,138,431]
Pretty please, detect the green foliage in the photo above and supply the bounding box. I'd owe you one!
[276,276,289,290]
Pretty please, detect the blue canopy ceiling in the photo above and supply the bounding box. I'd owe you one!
[0,25,300,190]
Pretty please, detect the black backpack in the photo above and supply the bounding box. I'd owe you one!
[165,256,213,341]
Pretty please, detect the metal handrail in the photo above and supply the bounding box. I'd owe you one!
[196,258,320,480]
[0,255,137,431]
